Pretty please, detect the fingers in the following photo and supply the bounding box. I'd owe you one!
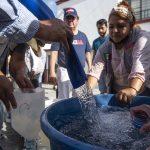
[49,77,57,85]
[116,92,128,103]
[116,92,122,101]
[130,104,150,119]
[16,76,34,89]
[0,76,16,111]
[140,122,150,133]
[0,93,11,111]
[62,38,71,54]
[61,22,72,54]
[65,25,73,41]
[15,77,26,88]
[23,78,34,88]
[116,88,135,103]
[0,91,16,111]
[30,71,35,79]
[122,94,128,103]
[130,107,144,119]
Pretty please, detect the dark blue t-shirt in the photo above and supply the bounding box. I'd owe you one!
[51,30,91,68]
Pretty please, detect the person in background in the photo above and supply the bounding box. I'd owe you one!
[88,0,150,102]
[49,8,92,99]
[38,48,47,87]
[24,39,44,88]
[92,19,109,60]
[92,19,109,93]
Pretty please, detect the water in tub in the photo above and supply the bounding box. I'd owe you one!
[69,77,150,149]
[57,106,150,150]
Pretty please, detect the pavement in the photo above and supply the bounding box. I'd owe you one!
[0,84,99,150]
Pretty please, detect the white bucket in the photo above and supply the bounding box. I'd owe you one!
[11,88,45,140]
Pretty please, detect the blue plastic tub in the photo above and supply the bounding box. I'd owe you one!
[40,94,150,150]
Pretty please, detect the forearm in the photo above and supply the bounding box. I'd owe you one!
[9,44,28,77]
[129,78,144,93]
[86,52,92,70]
[87,75,98,89]
[50,51,58,75]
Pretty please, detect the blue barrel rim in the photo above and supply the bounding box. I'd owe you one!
[40,94,150,150]
[40,98,108,150]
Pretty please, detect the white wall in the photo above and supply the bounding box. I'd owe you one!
[140,22,150,31]
[57,0,118,45]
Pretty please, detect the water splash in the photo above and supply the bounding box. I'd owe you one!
[74,81,97,125]
[74,81,94,102]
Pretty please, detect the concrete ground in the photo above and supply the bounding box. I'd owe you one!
[0,84,99,150]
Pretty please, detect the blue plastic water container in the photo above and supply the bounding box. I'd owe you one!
[40,94,150,150]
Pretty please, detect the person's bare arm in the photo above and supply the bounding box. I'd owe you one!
[87,75,98,89]
[85,52,92,71]
[49,51,58,85]
[129,78,143,92]
[92,49,97,62]
[116,78,143,103]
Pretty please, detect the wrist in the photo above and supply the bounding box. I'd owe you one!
[129,87,138,94]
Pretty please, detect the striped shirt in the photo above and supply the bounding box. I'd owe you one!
[0,0,39,43]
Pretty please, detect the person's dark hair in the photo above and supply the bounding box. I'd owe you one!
[96,19,107,27]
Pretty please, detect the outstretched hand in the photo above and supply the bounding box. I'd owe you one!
[0,75,17,111]
[14,70,34,89]
[130,104,150,133]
